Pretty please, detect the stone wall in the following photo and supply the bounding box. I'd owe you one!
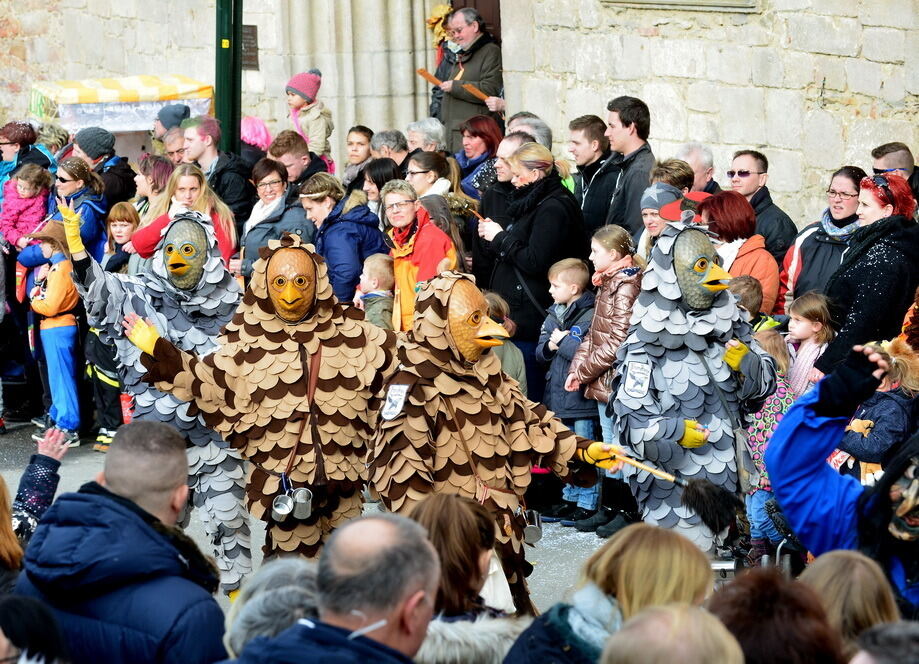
[0,0,437,166]
[501,0,919,225]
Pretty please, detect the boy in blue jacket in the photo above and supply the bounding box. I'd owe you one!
[766,345,919,619]
[536,258,599,525]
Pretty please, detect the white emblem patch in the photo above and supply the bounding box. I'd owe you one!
[623,362,652,398]
[381,384,409,421]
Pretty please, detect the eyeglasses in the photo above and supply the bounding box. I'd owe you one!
[0,141,14,146]
[384,200,416,213]
[872,175,893,205]
[56,175,74,183]
[826,189,858,200]
[405,169,431,177]
[726,170,764,179]
[873,167,904,175]
[256,179,284,190]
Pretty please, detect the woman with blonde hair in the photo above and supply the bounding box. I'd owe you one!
[300,171,388,302]
[129,163,237,263]
[477,142,587,403]
[504,524,711,663]
[800,550,900,660]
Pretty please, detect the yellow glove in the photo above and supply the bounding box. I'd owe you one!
[723,340,750,371]
[125,316,161,356]
[578,442,625,473]
[679,420,708,448]
[59,205,86,255]
[845,419,874,437]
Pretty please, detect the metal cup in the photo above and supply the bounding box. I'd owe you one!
[523,509,542,544]
[271,493,294,522]
[291,487,313,520]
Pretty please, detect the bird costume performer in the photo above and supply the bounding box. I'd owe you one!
[125,233,396,557]
[367,272,615,614]
[611,219,776,552]
[61,207,251,593]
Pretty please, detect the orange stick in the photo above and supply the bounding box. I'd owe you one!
[416,68,442,86]
[461,83,490,102]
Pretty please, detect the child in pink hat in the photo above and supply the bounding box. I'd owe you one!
[286,69,335,173]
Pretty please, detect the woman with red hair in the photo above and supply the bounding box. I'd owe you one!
[815,174,919,374]
[699,190,780,313]
[455,115,503,200]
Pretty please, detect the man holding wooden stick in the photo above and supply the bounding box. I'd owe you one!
[436,8,503,153]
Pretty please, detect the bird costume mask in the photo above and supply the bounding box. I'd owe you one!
[266,247,316,323]
[672,228,732,311]
[162,219,208,290]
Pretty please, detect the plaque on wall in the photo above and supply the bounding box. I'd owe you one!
[242,25,259,71]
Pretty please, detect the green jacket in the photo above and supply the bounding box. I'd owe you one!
[493,341,528,397]
[363,292,394,331]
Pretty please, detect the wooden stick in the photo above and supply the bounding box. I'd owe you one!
[606,451,688,488]
[461,83,490,102]
[416,68,442,86]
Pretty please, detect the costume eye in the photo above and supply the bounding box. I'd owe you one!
[294,276,309,288]
[181,243,196,256]
[164,244,175,255]
[693,258,708,273]
[468,311,482,326]
[273,276,287,288]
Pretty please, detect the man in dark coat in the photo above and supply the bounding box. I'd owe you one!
[438,8,503,152]
[603,96,655,239]
[73,126,137,208]
[220,515,439,664]
[677,142,722,194]
[729,150,797,264]
[15,421,227,664]
[871,141,919,203]
[268,130,329,207]
[569,115,620,236]
[183,115,256,234]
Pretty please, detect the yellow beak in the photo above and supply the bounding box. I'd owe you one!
[279,280,302,308]
[474,315,510,348]
[168,253,189,275]
[703,262,732,292]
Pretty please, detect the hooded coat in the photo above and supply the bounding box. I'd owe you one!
[71,213,251,591]
[314,195,388,302]
[15,483,227,664]
[139,234,397,557]
[612,221,776,551]
[96,155,137,207]
[367,273,597,614]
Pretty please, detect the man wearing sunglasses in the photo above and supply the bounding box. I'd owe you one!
[729,150,797,265]
[871,142,919,203]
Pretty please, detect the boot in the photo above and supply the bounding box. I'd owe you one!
[745,538,775,567]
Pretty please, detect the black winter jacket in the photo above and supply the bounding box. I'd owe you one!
[503,603,599,664]
[816,215,919,373]
[96,155,137,208]
[283,152,329,207]
[488,173,588,341]
[475,179,514,288]
[750,186,798,264]
[536,291,597,419]
[603,143,654,239]
[573,151,620,236]
[208,151,256,233]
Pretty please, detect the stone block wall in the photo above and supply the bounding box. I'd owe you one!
[502,0,919,225]
[1,0,437,166]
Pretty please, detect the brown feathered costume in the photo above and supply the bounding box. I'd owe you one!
[367,272,597,614]
[137,233,397,556]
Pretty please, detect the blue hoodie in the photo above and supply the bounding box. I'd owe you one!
[314,198,388,302]
[15,483,227,664]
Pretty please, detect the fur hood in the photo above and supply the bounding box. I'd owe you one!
[415,614,532,664]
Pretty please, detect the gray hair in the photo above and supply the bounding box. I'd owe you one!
[512,116,552,149]
[406,118,446,151]
[224,558,319,657]
[856,622,919,664]
[675,142,714,169]
[371,130,408,153]
[163,127,184,144]
[449,7,484,31]
[317,514,438,616]
[379,179,417,203]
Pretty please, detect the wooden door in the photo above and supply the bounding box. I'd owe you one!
[452,0,501,43]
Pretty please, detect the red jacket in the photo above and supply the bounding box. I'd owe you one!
[132,211,235,264]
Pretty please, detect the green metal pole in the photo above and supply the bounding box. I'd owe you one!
[215,0,242,154]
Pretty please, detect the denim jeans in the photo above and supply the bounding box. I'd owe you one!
[746,489,783,543]
[597,402,622,480]
[561,418,600,510]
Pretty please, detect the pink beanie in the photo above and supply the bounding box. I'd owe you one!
[286,69,322,103]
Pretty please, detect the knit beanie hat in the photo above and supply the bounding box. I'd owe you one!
[286,69,322,103]
[74,127,116,160]
[157,104,191,130]
[640,182,682,212]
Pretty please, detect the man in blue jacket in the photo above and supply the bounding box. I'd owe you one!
[223,514,439,664]
[766,345,919,619]
[15,420,227,664]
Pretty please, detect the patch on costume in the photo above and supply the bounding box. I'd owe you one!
[381,384,409,420]
[623,362,652,398]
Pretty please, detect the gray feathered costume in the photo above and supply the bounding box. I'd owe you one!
[612,220,776,551]
[73,212,251,592]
